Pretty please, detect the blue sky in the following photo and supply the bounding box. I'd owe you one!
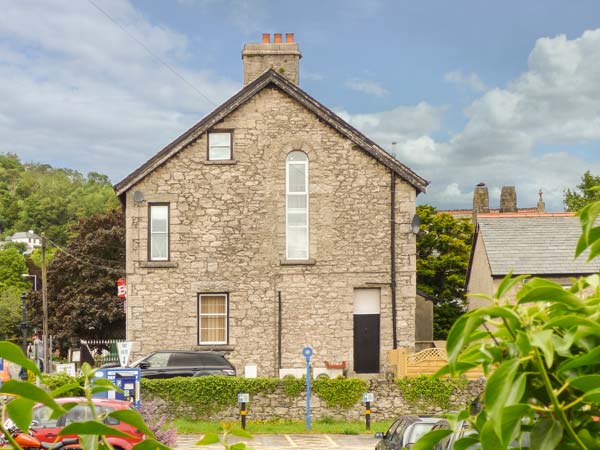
[1,0,599,211]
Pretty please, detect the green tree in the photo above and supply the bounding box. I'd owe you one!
[0,153,120,246]
[29,209,125,347]
[0,247,29,338]
[0,247,29,290]
[564,171,600,212]
[416,205,473,339]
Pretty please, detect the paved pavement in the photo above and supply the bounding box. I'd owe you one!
[177,433,376,450]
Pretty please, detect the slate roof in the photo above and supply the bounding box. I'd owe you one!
[114,69,429,196]
[476,215,600,276]
[7,231,40,240]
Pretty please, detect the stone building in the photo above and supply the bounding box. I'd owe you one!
[466,212,600,308]
[114,33,428,377]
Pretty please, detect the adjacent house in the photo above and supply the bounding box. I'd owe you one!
[3,230,42,254]
[114,33,429,377]
[465,184,599,308]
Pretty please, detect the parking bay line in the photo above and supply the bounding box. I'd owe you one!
[284,435,298,447]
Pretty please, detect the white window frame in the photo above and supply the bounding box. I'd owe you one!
[149,204,169,261]
[208,131,233,161]
[198,293,228,345]
[285,151,309,260]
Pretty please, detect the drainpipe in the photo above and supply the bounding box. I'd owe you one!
[391,171,398,349]
[278,291,282,369]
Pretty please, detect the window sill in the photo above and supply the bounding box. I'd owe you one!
[203,160,237,165]
[139,261,178,268]
[195,345,235,352]
[280,258,317,266]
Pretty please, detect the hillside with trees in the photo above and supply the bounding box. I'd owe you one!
[0,152,123,344]
[0,153,119,245]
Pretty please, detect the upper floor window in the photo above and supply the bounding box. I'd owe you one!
[208,131,232,160]
[286,151,308,260]
[149,204,169,261]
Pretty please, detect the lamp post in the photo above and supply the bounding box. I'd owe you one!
[21,274,37,291]
[20,292,28,355]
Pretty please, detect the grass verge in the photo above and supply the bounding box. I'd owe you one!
[174,418,393,435]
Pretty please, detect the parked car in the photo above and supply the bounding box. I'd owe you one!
[375,416,446,449]
[108,350,236,378]
[30,397,144,450]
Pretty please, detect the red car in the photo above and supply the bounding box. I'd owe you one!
[30,397,144,450]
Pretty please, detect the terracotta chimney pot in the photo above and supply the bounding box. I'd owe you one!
[262,33,270,43]
[285,33,294,43]
[274,33,282,43]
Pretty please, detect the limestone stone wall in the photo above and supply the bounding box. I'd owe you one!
[125,86,417,377]
[144,378,485,421]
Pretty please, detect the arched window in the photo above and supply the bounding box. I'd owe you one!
[286,151,308,259]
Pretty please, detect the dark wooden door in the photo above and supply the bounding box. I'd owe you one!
[353,314,380,373]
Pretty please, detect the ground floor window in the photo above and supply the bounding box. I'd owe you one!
[198,293,228,344]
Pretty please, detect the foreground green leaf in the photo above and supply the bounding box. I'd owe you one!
[531,419,562,450]
[59,420,134,438]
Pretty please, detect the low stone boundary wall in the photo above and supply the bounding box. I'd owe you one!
[144,377,485,421]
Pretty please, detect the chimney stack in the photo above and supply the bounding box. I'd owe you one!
[500,186,517,213]
[473,183,490,214]
[242,33,302,86]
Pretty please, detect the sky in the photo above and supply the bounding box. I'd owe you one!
[1,0,600,212]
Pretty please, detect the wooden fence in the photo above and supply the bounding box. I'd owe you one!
[389,347,484,380]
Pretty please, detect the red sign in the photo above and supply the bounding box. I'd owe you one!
[117,278,127,298]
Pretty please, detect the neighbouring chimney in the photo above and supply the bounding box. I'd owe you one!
[500,186,517,213]
[473,183,490,214]
[242,32,302,86]
[537,189,545,213]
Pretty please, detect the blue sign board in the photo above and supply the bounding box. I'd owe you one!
[0,358,3,371]
[93,368,141,409]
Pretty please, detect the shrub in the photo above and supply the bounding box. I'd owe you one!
[141,376,279,416]
[312,376,366,408]
[41,372,85,396]
[139,400,177,447]
[282,375,305,398]
[395,375,467,410]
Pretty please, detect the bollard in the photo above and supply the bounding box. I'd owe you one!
[362,392,374,431]
[241,402,247,429]
[238,393,250,430]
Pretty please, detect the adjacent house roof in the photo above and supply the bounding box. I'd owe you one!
[114,69,429,196]
[473,215,600,277]
[7,231,40,240]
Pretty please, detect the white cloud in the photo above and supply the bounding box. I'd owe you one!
[444,70,487,92]
[340,30,600,212]
[452,30,600,163]
[345,78,389,98]
[303,71,324,81]
[0,0,239,181]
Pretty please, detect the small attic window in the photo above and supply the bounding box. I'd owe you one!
[208,131,232,160]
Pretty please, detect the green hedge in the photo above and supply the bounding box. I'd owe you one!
[42,373,370,415]
[395,375,468,410]
[141,376,279,416]
[42,373,462,416]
